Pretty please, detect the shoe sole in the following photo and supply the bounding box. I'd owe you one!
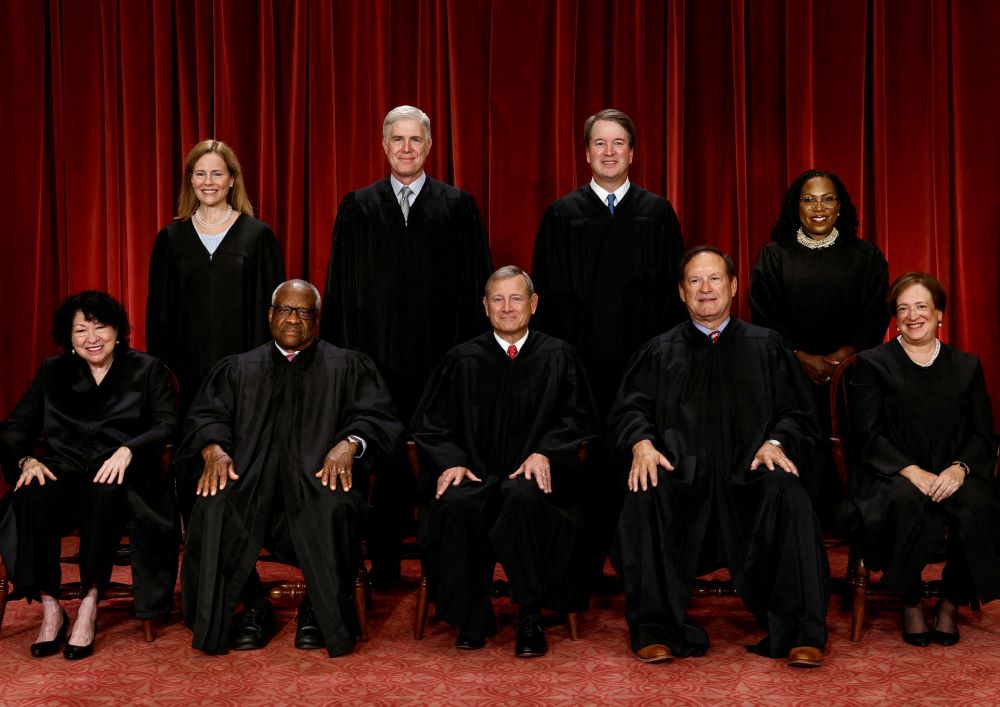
[636,653,673,664]
[787,659,823,668]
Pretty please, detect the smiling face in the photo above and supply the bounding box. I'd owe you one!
[190,152,234,209]
[798,176,840,239]
[585,119,634,191]
[268,283,321,351]
[678,252,737,329]
[71,310,117,369]
[383,118,431,184]
[894,283,943,347]
[483,275,538,344]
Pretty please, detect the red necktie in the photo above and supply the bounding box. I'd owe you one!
[507,344,518,360]
[286,353,296,361]
[709,330,720,344]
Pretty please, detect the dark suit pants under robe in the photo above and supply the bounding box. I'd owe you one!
[12,473,127,602]
[182,481,365,657]
[614,470,829,658]
[869,474,1000,605]
[420,475,582,639]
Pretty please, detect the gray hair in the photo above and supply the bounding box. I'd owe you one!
[382,105,432,141]
[271,279,322,310]
[484,265,534,297]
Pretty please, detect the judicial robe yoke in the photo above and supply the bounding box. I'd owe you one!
[0,350,179,617]
[146,214,285,410]
[412,331,599,634]
[531,184,685,416]
[847,340,1000,604]
[177,341,402,657]
[322,176,493,421]
[609,320,830,657]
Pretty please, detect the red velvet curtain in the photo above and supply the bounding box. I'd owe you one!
[2,0,999,421]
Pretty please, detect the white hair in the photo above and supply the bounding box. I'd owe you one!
[382,105,431,141]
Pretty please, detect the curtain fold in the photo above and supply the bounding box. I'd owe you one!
[2,0,998,422]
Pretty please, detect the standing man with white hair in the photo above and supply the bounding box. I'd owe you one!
[322,105,493,585]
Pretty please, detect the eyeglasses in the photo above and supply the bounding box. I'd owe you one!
[271,304,318,320]
[799,195,839,205]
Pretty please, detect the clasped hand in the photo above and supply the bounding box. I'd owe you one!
[901,464,965,502]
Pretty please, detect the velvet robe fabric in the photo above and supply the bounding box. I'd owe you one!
[146,214,286,410]
[609,319,830,657]
[847,340,1000,604]
[0,350,179,617]
[176,340,403,657]
[412,331,599,635]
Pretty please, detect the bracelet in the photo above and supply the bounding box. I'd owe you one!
[17,455,36,471]
[952,461,970,477]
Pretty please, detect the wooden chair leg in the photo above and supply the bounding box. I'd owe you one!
[414,575,429,640]
[354,570,368,642]
[0,560,9,634]
[142,618,155,642]
[567,611,579,641]
[850,554,868,642]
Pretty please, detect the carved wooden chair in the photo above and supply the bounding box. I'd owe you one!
[407,440,582,641]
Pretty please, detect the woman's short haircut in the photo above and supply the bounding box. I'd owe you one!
[53,290,131,353]
[887,272,947,315]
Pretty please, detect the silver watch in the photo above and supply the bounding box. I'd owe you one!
[765,439,782,449]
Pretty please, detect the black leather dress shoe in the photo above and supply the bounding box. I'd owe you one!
[231,600,275,651]
[31,610,69,658]
[63,621,97,661]
[515,615,547,658]
[294,594,324,650]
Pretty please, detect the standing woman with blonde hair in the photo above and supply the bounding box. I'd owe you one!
[147,140,285,412]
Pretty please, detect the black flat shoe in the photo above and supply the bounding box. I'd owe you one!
[31,610,69,658]
[294,594,324,650]
[515,615,547,658]
[63,621,97,660]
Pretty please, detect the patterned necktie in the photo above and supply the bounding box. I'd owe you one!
[507,344,518,360]
[399,185,412,223]
[709,330,720,344]
[606,193,617,215]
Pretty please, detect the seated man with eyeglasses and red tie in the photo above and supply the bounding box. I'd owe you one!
[412,266,599,658]
[610,246,830,668]
[176,279,402,657]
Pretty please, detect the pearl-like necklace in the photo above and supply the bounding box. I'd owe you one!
[194,205,233,229]
[897,335,941,367]
[796,226,839,249]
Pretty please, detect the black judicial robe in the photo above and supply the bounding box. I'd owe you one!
[146,214,285,409]
[531,184,685,416]
[176,340,403,656]
[749,236,889,359]
[322,176,493,422]
[412,331,600,626]
[610,319,829,657]
[0,350,179,617]
[847,340,1000,601]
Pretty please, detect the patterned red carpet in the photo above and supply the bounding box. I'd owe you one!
[2,544,1000,705]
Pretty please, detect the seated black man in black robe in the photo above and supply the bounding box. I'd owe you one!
[177,279,402,657]
[412,266,599,657]
[610,246,830,668]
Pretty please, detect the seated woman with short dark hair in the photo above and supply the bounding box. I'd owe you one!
[0,291,178,660]
[848,272,1000,647]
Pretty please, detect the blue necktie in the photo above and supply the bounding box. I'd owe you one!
[607,193,617,215]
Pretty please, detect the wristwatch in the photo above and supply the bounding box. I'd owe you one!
[18,455,36,470]
[765,439,782,449]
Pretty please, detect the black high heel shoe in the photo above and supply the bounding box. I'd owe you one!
[901,606,930,647]
[63,621,97,660]
[930,599,960,646]
[31,610,70,658]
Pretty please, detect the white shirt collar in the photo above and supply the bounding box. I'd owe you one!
[692,317,731,338]
[390,172,427,200]
[589,178,630,207]
[494,330,529,355]
[274,342,299,358]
